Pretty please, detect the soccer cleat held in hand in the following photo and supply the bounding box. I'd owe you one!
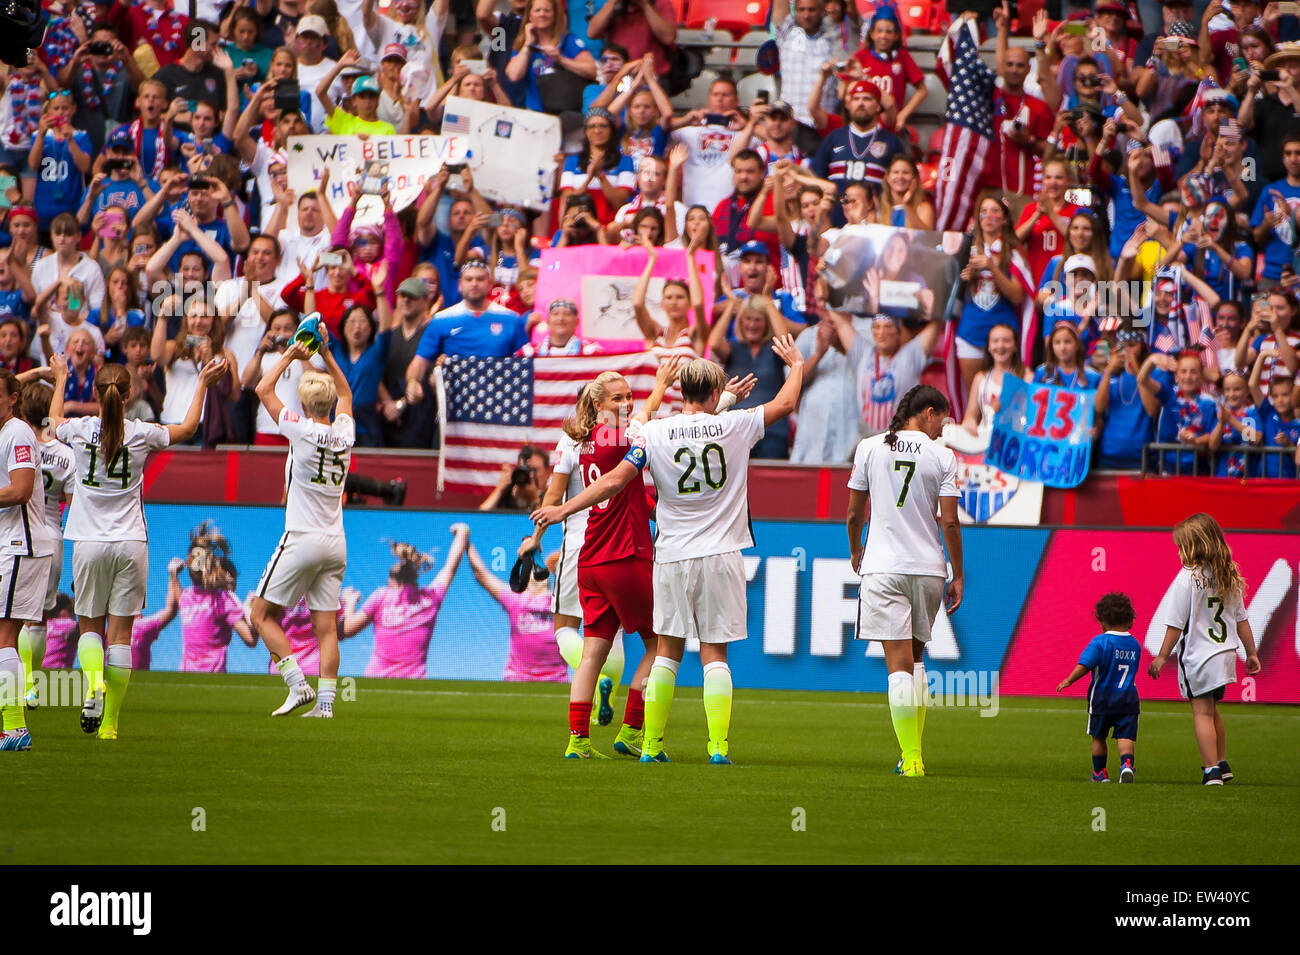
[272,683,316,716]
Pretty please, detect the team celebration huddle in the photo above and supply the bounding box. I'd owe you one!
[523,344,970,771]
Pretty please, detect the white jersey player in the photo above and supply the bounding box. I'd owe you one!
[48,356,226,742]
[532,341,805,764]
[1149,513,1260,785]
[846,384,964,779]
[250,336,355,720]
[0,370,56,752]
[15,383,75,708]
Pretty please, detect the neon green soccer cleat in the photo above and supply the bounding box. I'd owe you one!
[901,758,925,778]
[563,736,610,759]
[612,725,643,757]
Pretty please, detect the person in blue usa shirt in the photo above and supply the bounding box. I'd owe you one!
[1137,350,1218,474]
[402,260,528,408]
[1056,592,1142,783]
[1247,350,1300,477]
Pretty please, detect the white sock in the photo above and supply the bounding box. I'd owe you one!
[912,662,927,707]
[0,646,21,711]
[318,678,337,708]
[888,670,915,709]
[653,655,679,676]
[554,626,583,670]
[276,654,307,690]
[601,628,625,683]
[106,644,132,669]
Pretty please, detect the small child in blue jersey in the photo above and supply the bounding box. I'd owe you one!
[1056,592,1142,783]
[1248,353,1300,478]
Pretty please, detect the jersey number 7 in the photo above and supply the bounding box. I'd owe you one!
[893,460,915,507]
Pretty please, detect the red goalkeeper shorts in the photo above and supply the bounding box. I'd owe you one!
[577,556,654,642]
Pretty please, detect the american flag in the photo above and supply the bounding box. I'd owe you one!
[934,17,994,234]
[1153,328,1177,354]
[1197,323,1216,348]
[435,352,660,494]
[443,112,471,135]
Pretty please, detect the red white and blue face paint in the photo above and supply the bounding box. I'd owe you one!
[1202,201,1230,242]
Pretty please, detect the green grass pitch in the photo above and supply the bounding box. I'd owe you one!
[7,672,1298,864]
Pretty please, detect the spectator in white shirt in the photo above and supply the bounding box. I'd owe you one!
[774,0,843,129]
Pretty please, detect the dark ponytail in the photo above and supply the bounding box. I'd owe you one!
[95,362,131,466]
[885,384,950,449]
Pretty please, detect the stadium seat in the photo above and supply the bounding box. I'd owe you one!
[684,0,768,42]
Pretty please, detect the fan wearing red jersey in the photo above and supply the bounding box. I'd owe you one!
[541,360,678,759]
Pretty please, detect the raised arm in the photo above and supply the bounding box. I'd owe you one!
[433,524,471,592]
[165,356,229,444]
[316,329,354,420]
[631,241,663,344]
[761,333,805,427]
[255,341,312,423]
[465,542,507,602]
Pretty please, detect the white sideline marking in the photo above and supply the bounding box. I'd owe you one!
[141,682,1296,718]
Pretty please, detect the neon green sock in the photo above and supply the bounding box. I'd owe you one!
[554,627,583,670]
[702,661,733,757]
[18,626,38,694]
[889,671,921,762]
[642,657,678,756]
[103,645,132,733]
[1,649,26,731]
[913,663,927,745]
[78,633,105,701]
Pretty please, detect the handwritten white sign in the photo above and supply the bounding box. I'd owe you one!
[285,134,469,225]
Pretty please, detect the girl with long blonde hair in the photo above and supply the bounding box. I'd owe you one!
[1149,513,1261,785]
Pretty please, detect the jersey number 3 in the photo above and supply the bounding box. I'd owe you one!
[675,443,727,494]
[1206,596,1228,643]
[82,446,130,489]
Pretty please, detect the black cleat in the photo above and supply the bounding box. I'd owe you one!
[1218,760,1233,782]
[1202,766,1224,786]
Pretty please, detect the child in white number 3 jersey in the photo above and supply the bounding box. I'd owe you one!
[251,333,355,719]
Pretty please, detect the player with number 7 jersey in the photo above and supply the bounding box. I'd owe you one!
[250,334,356,720]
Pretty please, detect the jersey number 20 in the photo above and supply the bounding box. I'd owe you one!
[82,446,130,489]
[675,443,726,494]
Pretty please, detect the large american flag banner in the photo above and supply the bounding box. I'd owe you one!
[435,351,660,494]
[934,17,994,234]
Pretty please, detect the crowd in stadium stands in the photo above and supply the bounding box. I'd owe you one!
[1,0,1298,478]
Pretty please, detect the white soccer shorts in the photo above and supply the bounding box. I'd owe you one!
[0,554,53,622]
[44,537,63,612]
[552,538,581,618]
[256,531,347,612]
[1176,649,1237,700]
[652,550,748,644]
[855,572,945,644]
[72,540,149,618]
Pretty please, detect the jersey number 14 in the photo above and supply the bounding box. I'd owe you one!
[81,446,130,489]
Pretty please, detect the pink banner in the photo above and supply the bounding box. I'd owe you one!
[533,245,715,353]
[1002,530,1300,704]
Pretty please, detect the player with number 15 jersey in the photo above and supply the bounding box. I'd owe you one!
[251,336,355,719]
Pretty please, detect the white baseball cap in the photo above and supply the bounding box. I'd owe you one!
[1063,254,1097,275]
[296,14,329,37]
